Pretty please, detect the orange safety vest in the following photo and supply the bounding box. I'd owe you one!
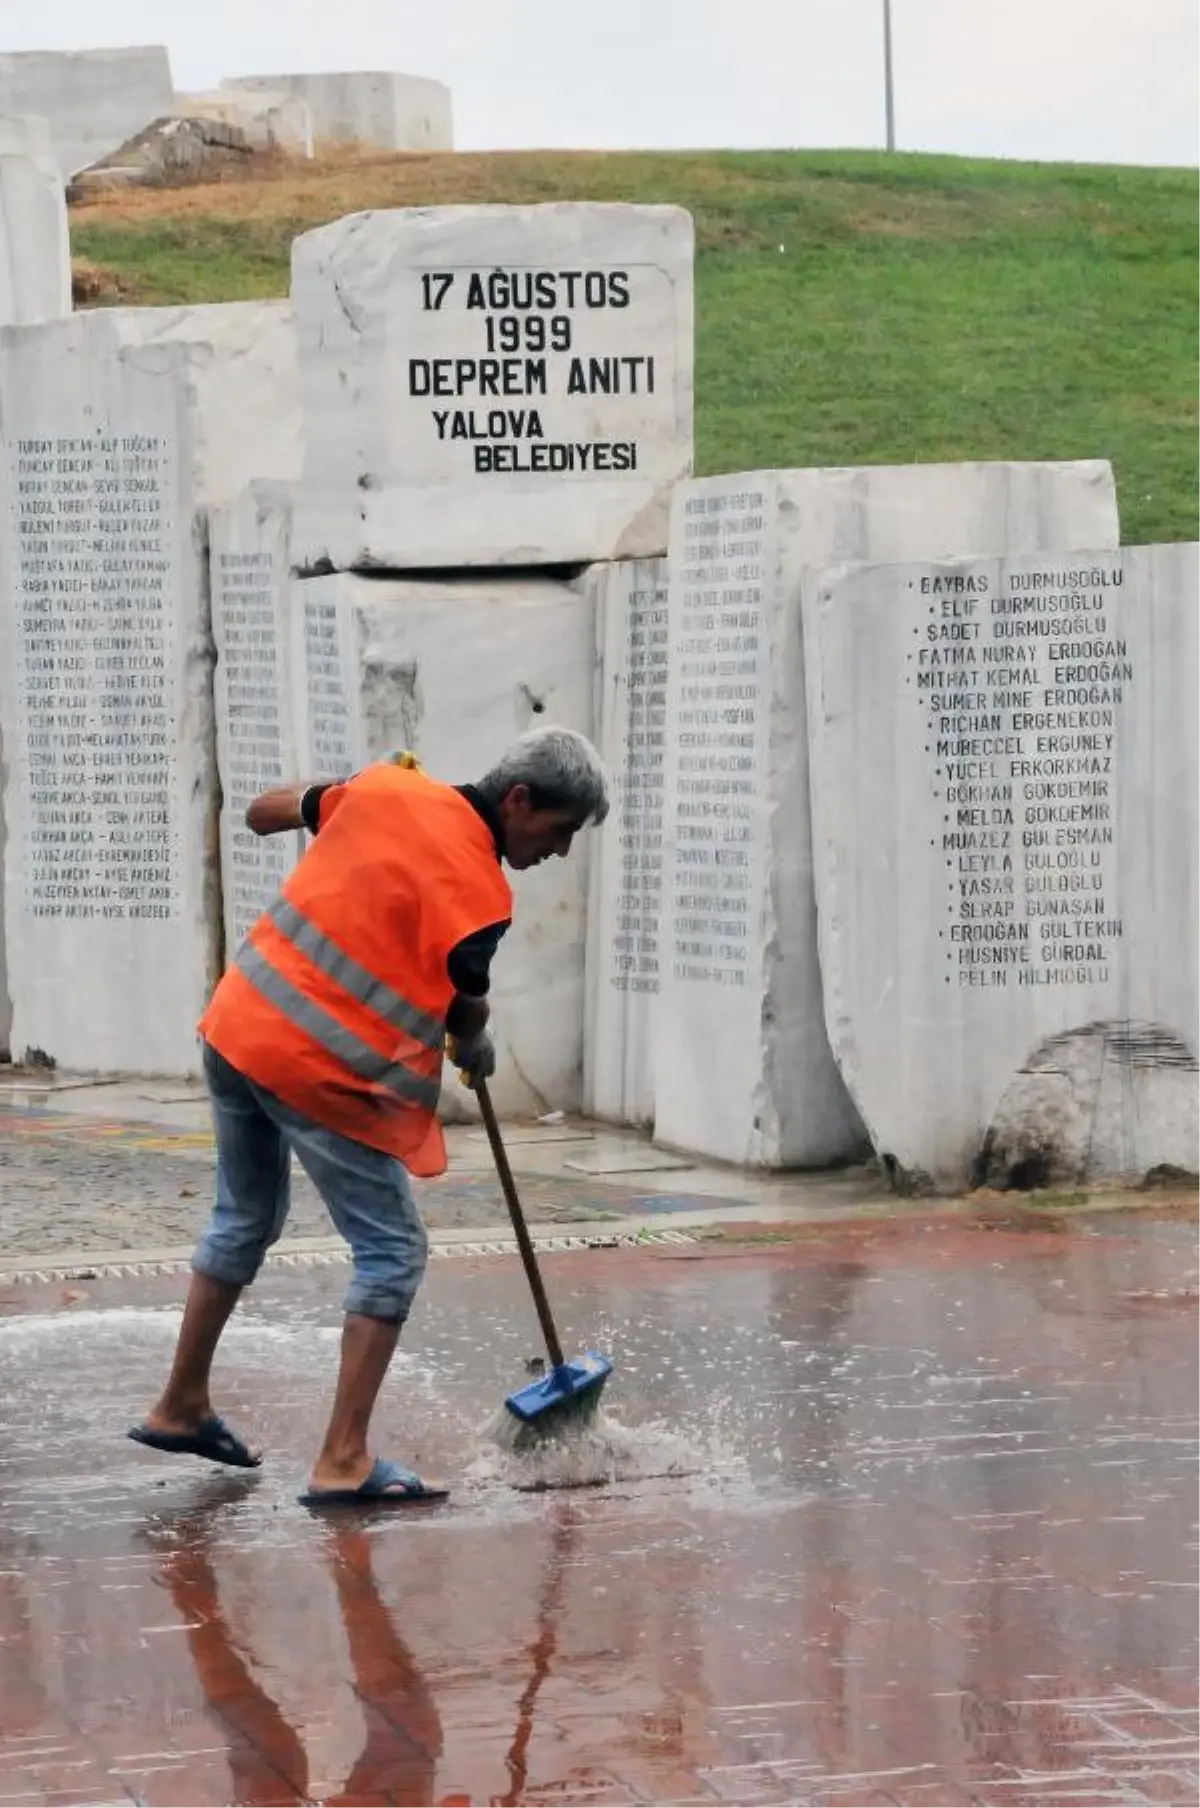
[200,764,513,1176]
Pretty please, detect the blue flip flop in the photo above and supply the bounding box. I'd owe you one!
[127,1414,262,1469]
[297,1457,450,1508]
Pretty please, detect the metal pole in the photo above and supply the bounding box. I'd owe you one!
[883,0,896,151]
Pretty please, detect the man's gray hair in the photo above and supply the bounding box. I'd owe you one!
[476,726,610,825]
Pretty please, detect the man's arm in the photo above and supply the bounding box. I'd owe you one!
[245,783,331,837]
[444,923,509,1039]
[446,992,489,1040]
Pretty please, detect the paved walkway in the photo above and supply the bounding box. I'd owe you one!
[0,1207,1195,1806]
[0,1076,886,1267]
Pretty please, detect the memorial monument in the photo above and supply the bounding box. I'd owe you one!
[0,182,1193,1192]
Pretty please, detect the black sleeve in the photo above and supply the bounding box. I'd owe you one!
[447,921,510,998]
[300,784,333,834]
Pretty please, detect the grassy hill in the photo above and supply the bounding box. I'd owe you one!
[69,148,1198,544]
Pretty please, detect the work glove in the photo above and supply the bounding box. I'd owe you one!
[447,1029,496,1090]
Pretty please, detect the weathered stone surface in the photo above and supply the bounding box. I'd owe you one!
[68,116,253,196]
[209,484,302,957]
[804,543,1198,1190]
[0,317,215,1073]
[0,47,173,180]
[173,88,314,156]
[223,71,452,151]
[0,114,70,325]
[584,558,668,1125]
[653,461,1121,1166]
[76,302,301,505]
[289,204,694,571]
[293,570,595,1117]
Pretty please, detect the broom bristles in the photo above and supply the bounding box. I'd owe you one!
[485,1372,609,1454]
[504,1385,606,1450]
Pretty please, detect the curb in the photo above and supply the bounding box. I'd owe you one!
[0,1220,704,1285]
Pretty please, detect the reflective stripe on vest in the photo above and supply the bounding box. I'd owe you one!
[234,890,448,1111]
[236,945,442,1111]
[263,897,445,1052]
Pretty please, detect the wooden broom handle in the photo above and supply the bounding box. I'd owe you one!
[475,1079,566,1370]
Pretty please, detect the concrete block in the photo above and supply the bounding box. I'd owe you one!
[0,113,55,161]
[289,203,694,570]
[224,71,452,151]
[653,461,1121,1166]
[173,88,314,157]
[0,47,174,180]
[804,544,1198,1189]
[0,316,215,1073]
[583,558,668,1125]
[293,570,596,1118]
[0,114,71,325]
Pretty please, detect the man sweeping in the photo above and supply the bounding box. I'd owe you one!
[128,726,609,1506]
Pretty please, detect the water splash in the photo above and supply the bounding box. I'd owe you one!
[468,1404,712,1492]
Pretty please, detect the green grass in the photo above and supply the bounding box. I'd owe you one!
[70,148,1198,542]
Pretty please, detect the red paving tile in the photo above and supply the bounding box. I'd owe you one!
[0,1209,1195,1805]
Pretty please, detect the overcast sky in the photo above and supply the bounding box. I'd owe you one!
[2,0,1196,166]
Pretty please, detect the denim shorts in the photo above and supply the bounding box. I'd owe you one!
[193,1041,429,1323]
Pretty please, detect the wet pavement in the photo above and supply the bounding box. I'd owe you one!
[0,1207,1195,1806]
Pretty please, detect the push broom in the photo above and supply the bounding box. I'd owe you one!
[475,1077,612,1442]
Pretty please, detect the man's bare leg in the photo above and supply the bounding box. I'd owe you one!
[308,1312,402,1492]
[142,1272,247,1437]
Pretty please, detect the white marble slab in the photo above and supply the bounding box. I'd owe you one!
[583,557,668,1125]
[0,303,300,1071]
[0,318,214,1073]
[290,204,693,570]
[805,544,1199,1188]
[292,570,596,1118]
[652,460,1121,1167]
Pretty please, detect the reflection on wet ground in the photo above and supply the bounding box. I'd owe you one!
[0,1210,1195,1805]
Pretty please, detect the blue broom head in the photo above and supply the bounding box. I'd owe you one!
[505,1352,613,1424]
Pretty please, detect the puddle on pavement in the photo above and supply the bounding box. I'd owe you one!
[0,1217,1195,1807]
[0,1297,761,1537]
